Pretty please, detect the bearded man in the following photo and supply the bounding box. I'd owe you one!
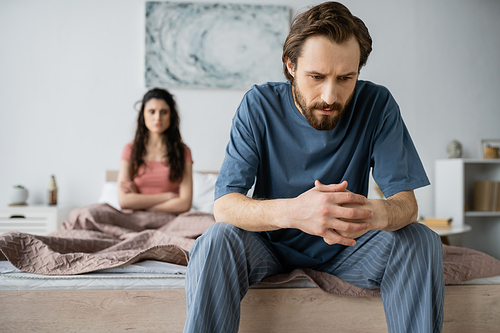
[184,2,444,333]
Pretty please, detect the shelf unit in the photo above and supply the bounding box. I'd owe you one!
[435,158,500,258]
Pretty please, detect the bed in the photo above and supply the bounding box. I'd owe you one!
[1,171,500,333]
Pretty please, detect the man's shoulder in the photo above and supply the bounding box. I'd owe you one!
[239,81,292,117]
[245,81,290,98]
[356,80,392,96]
[354,80,397,111]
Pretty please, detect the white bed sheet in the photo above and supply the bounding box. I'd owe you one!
[2,260,499,292]
[0,260,312,291]
[0,260,186,291]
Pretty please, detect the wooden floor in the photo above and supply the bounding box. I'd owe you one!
[0,285,499,332]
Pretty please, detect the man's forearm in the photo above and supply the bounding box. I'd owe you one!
[366,190,418,231]
[214,192,289,231]
[213,182,374,243]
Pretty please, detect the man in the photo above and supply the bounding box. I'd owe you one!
[184,2,444,333]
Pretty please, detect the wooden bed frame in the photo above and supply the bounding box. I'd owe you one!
[1,284,499,332]
[2,170,499,332]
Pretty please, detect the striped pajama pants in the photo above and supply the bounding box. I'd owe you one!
[183,222,444,333]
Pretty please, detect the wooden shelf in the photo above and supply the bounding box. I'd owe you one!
[460,159,500,164]
[465,211,500,217]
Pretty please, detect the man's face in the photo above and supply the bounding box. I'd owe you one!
[287,35,360,131]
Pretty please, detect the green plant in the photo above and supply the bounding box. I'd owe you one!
[13,185,25,189]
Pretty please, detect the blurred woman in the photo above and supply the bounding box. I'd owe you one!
[117,88,193,213]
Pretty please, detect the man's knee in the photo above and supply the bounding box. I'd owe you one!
[190,222,244,257]
[392,222,443,259]
[200,222,242,242]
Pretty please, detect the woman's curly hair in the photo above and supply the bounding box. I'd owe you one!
[130,88,185,182]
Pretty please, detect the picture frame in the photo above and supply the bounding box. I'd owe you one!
[145,2,290,90]
[479,139,500,159]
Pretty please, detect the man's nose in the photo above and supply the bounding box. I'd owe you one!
[321,81,337,106]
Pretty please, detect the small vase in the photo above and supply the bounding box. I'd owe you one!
[10,187,29,205]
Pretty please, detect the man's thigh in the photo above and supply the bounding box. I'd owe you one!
[314,223,441,289]
[188,223,285,285]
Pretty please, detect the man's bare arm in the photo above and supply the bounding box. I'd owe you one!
[213,181,373,246]
[370,190,418,230]
[338,189,418,239]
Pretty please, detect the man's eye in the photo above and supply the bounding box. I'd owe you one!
[311,75,323,80]
[339,76,352,81]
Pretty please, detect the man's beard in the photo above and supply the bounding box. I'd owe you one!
[292,80,353,131]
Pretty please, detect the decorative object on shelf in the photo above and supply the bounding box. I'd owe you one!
[48,175,58,206]
[485,146,500,159]
[145,1,289,90]
[419,217,452,229]
[474,181,500,212]
[479,139,500,159]
[9,185,28,206]
[446,140,462,158]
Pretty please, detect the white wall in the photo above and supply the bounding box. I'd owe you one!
[1,0,500,221]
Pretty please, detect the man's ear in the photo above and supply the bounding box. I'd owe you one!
[285,57,295,78]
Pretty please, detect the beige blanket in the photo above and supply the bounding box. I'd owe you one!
[1,203,500,297]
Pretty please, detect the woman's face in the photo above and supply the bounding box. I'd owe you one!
[143,98,171,134]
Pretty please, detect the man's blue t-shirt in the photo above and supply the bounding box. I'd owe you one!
[215,80,429,269]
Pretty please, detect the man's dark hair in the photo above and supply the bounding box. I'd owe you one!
[282,1,372,82]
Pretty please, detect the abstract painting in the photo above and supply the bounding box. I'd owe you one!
[145,2,290,89]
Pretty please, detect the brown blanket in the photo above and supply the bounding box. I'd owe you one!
[1,203,500,297]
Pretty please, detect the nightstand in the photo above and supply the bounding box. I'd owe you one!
[0,205,71,235]
[429,224,472,245]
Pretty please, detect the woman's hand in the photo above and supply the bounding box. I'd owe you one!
[117,159,193,213]
[145,162,193,213]
[120,180,138,194]
[163,192,180,201]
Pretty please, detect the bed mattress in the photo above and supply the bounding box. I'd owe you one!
[0,260,314,291]
[2,260,499,292]
[0,260,186,291]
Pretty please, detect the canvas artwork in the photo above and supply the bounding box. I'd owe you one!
[145,2,290,90]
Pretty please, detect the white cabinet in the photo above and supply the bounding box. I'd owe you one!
[0,205,71,235]
[435,159,500,259]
